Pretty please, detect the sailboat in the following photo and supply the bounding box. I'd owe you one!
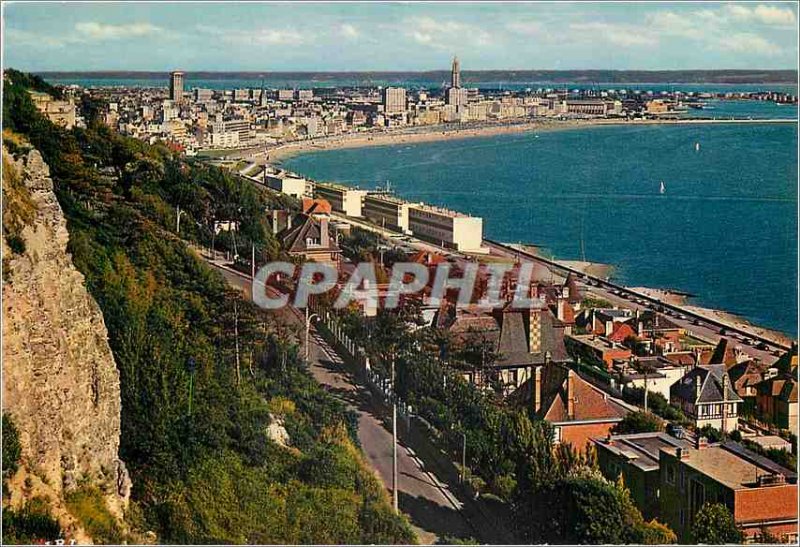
[660,181,666,194]
[695,142,701,152]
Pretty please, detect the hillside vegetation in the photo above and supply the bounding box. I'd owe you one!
[2,69,414,544]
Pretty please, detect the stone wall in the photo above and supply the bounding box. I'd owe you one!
[2,147,130,541]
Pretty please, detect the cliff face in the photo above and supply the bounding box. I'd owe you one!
[2,147,131,541]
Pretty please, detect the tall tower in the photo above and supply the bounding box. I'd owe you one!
[451,56,460,88]
[169,71,185,103]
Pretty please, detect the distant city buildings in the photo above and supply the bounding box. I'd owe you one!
[382,87,407,115]
[169,71,184,103]
[77,61,795,156]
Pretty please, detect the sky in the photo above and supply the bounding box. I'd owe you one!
[3,1,799,72]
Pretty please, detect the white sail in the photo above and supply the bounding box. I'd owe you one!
[695,142,700,151]
[660,181,666,194]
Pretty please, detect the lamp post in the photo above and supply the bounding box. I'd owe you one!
[176,205,187,234]
[391,354,398,513]
[304,307,320,362]
[186,356,197,416]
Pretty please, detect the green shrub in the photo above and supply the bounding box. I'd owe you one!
[65,486,125,544]
[2,414,21,482]
[3,497,62,544]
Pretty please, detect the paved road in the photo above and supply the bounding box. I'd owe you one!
[201,256,477,544]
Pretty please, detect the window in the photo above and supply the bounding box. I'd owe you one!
[666,465,676,485]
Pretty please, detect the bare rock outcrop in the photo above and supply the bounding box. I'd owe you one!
[2,147,131,541]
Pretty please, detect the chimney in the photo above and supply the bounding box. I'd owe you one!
[529,307,542,353]
[722,373,729,433]
[695,436,708,450]
[533,366,542,414]
[695,374,702,401]
[320,217,330,246]
[567,369,575,419]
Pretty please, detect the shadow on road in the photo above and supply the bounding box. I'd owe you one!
[399,492,476,544]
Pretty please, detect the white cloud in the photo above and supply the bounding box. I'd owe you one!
[506,21,543,35]
[716,32,781,55]
[753,4,797,25]
[196,24,306,45]
[250,28,305,45]
[726,3,797,26]
[569,22,656,47]
[339,23,359,39]
[645,11,706,39]
[74,21,161,40]
[401,17,491,50]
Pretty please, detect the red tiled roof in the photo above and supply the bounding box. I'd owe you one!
[608,322,636,344]
[302,198,332,215]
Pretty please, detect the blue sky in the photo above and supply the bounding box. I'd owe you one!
[3,1,798,71]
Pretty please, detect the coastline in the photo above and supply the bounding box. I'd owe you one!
[236,118,797,348]
[256,116,796,164]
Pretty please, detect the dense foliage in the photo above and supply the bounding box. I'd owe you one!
[692,503,744,544]
[622,385,691,425]
[2,414,21,482]
[613,410,665,434]
[3,70,414,544]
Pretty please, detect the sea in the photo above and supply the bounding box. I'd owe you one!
[283,118,799,337]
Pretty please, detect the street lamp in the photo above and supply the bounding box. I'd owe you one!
[304,307,320,361]
[186,356,197,416]
[176,205,187,234]
[391,354,399,513]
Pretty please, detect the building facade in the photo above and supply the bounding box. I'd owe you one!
[382,87,407,114]
[659,441,798,543]
[169,71,185,103]
[407,204,483,252]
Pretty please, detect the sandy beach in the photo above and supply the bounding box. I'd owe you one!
[222,116,796,165]
[261,119,583,163]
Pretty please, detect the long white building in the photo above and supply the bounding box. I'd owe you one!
[314,182,367,217]
[408,203,484,252]
[363,193,415,233]
[264,169,311,199]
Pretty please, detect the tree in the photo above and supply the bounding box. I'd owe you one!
[692,503,743,544]
[613,411,665,434]
[2,414,21,481]
[698,424,725,443]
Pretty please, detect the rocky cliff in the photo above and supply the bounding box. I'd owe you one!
[2,146,131,542]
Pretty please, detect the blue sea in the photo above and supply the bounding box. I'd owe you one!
[283,122,799,336]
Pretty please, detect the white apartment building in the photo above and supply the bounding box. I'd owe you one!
[407,204,484,252]
[363,193,414,233]
[264,170,311,199]
[314,183,367,217]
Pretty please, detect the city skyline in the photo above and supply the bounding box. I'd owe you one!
[3,1,799,72]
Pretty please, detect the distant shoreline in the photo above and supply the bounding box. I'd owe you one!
[39,70,799,85]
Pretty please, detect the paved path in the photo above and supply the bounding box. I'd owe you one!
[201,255,477,544]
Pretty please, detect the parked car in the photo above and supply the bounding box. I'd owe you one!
[667,423,685,440]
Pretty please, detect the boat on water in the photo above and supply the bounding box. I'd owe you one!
[660,181,666,194]
[695,142,700,152]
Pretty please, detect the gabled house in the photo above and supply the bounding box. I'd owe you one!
[756,373,798,432]
[727,359,767,416]
[512,363,634,448]
[438,301,568,395]
[279,198,341,265]
[670,365,743,432]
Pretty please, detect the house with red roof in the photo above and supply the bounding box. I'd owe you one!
[512,363,634,449]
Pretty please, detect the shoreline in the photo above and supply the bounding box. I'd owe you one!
[249,116,796,164]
